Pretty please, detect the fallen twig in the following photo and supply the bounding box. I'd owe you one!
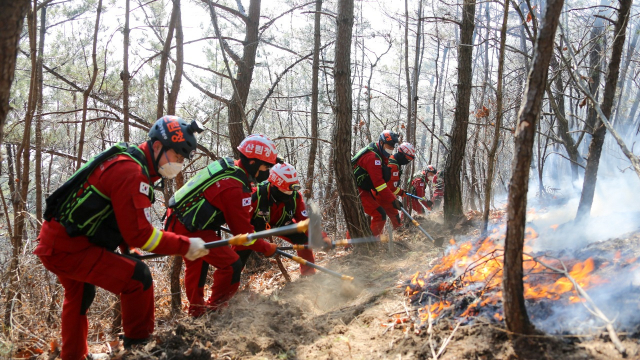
[526,253,627,356]
[427,298,437,359]
[436,322,461,358]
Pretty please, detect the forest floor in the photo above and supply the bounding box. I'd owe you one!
[22,209,640,360]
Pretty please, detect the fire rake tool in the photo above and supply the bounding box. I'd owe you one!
[274,249,354,281]
[278,234,390,251]
[405,192,432,212]
[276,202,354,281]
[137,217,312,261]
[399,207,444,247]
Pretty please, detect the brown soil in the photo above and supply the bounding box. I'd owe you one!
[70,214,640,359]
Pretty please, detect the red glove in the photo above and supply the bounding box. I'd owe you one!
[263,242,278,258]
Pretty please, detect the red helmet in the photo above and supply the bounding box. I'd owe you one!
[397,142,416,160]
[425,165,437,174]
[268,162,300,192]
[237,134,278,164]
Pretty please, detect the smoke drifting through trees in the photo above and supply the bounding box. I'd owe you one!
[1,0,640,346]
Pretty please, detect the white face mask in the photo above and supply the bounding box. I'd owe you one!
[427,175,434,181]
[158,162,183,179]
[282,190,293,195]
[385,147,394,155]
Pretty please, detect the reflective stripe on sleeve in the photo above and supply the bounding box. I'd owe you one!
[142,228,162,252]
[393,187,401,195]
[375,183,387,192]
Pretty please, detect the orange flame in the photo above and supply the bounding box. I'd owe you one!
[409,223,611,324]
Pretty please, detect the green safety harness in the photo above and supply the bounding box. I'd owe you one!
[44,142,153,250]
[251,182,298,230]
[351,142,391,191]
[168,157,251,232]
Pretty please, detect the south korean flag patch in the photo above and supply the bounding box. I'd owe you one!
[143,207,152,224]
[301,210,308,217]
[139,182,150,195]
[374,160,381,166]
[242,197,251,207]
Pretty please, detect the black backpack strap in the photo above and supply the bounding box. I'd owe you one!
[44,143,129,221]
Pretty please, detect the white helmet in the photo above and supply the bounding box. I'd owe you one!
[268,162,300,192]
[397,142,416,159]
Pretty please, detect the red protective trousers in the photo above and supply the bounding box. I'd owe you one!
[410,178,430,214]
[36,223,154,360]
[165,216,243,318]
[360,188,401,236]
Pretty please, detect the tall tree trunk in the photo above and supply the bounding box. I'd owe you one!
[613,21,639,127]
[122,0,130,141]
[481,0,508,233]
[333,0,370,239]
[443,0,475,226]
[305,0,322,201]
[503,0,564,335]
[576,0,631,221]
[167,0,183,115]
[164,0,184,315]
[404,0,412,138]
[156,1,178,120]
[5,0,38,331]
[227,0,261,153]
[76,0,102,170]
[0,0,30,148]
[35,4,46,227]
[548,54,581,183]
[407,0,423,183]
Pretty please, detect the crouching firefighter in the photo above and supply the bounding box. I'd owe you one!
[383,142,416,199]
[409,166,436,214]
[352,130,403,236]
[236,162,330,276]
[165,134,279,317]
[34,116,210,360]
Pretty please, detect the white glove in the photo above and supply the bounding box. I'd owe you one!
[185,237,209,261]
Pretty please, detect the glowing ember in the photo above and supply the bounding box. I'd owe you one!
[404,224,617,326]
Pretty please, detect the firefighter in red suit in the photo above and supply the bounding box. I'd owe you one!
[409,165,436,214]
[352,130,403,236]
[384,142,416,198]
[34,116,210,360]
[236,162,327,276]
[431,168,444,209]
[165,134,279,317]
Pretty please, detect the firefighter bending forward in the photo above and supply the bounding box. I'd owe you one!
[236,162,328,276]
[409,166,436,214]
[34,116,210,360]
[352,130,403,236]
[382,142,416,201]
[165,134,279,317]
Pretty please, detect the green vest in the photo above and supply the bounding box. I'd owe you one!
[251,182,298,230]
[350,142,391,191]
[169,157,251,232]
[44,143,153,250]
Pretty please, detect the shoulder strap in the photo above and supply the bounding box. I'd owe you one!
[255,182,271,216]
[170,157,249,209]
[44,142,134,220]
[351,142,380,165]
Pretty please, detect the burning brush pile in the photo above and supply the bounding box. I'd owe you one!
[404,211,640,336]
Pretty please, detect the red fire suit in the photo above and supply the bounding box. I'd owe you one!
[387,158,405,197]
[432,172,444,207]
[34,142,192,360]
[409,176,431,214]
[166,160,274,317]
[355,151,401,236]
[238,186,315,276]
